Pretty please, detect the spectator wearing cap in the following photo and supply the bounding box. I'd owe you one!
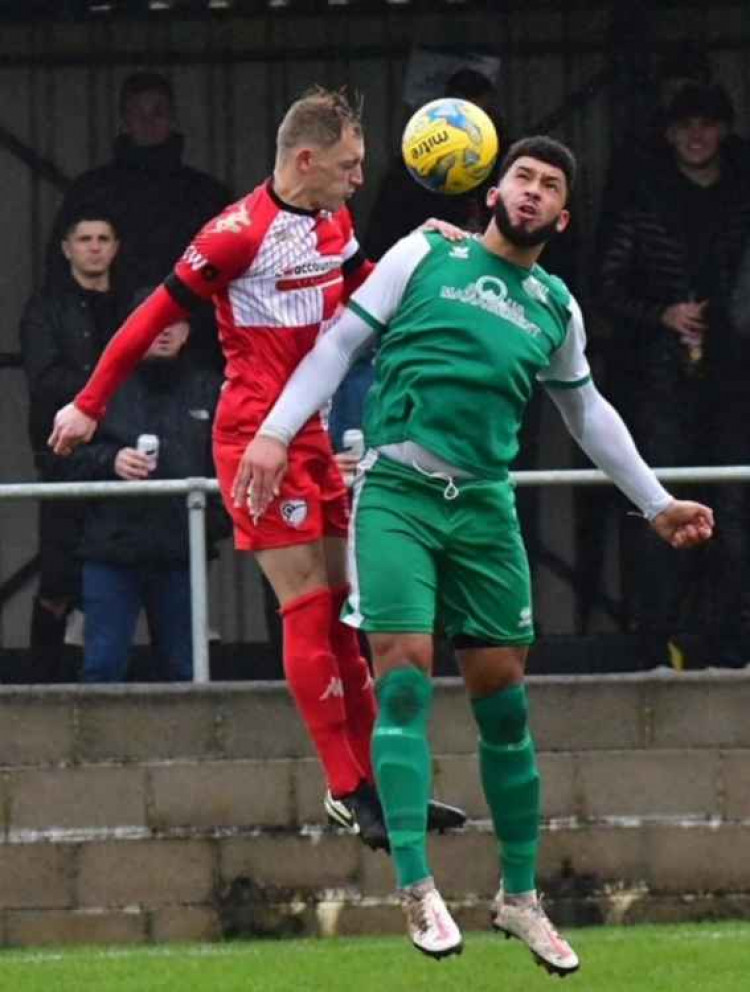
[46,71,232,370]
[597,81,750,669]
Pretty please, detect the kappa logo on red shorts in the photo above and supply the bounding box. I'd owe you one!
[280,499,308,528]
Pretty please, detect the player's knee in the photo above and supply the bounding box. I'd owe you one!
[472,683,529,747]
[376,666,432,729]
[369,632,433,671]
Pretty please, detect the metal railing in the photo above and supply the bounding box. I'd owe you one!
[1,465,747,683]
[0,478,219,683]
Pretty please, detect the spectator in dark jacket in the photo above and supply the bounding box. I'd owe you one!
[598,82,750,668]
[46,72,232,370]
[64,311,228,682]
[20,208,127,682]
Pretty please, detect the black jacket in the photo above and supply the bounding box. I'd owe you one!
[47,134,232,372]
[364,154,491,261]
[64,356,229,567]
[597,154,750,377]
[19,275,127,472]
[47,133,232,293]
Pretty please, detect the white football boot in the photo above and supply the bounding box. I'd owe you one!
[400,877,463,960]
[492,889,579,976]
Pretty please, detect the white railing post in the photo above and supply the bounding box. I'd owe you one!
[186,481,210,684]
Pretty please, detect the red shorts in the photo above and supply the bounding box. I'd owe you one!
[214,428,350,551]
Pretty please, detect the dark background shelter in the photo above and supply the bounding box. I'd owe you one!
[1,0,749,672]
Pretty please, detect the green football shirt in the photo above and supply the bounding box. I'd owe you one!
[347,230,591,479]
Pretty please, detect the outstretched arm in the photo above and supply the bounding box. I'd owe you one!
[48,286,188,455]
[49,197,256,456]
[231,308,376,515]
[548,380,713,548]
[232,229,434,518]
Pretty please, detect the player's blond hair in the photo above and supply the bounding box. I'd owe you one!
[276,86,363,162]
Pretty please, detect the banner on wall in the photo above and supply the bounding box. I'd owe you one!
[402,47,501,108]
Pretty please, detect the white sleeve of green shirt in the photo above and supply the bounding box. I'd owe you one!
[259,308,376,445]
[259,233,430,445]
[547,379,672,520]
[536,294,592,388]
[346,231,432,330]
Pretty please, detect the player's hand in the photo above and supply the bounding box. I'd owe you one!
[650,499,714,549]
[232,435,289,521]
[114,448,152,481]
[48,403,97,456]
[419,217,468,241]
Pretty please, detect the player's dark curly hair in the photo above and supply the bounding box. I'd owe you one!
[496,136,577,203]
[276,86,363,159]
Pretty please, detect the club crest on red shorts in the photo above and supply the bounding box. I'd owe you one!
[280,499,308,528]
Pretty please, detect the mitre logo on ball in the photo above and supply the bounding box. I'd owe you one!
[401,97,500,195]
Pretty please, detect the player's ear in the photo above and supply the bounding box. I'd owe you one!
[296,148,314,173]
[486,186,499,209]
[555,209,570,234]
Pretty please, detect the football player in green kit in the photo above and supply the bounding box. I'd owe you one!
[235,137,714,974]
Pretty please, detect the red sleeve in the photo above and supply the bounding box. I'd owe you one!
[171,197,256,301]
[76,198,257,420]
[75,286,187,419]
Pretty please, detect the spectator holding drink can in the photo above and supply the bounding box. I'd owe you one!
[136,433,160,472]
[63,296,229,681]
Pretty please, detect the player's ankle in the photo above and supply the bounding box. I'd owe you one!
[504,889,537,907]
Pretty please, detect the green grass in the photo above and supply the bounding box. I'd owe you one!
[2,923,750,991]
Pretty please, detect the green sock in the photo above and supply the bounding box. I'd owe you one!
[372,666,433,889]
[472,683,540,895]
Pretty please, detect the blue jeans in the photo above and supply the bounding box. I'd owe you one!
[83,562,193,682]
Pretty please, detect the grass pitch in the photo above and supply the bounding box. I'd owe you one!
[2,922,750,992]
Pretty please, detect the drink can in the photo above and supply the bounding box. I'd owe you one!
[341,429,365,460]
[136,433,159,472]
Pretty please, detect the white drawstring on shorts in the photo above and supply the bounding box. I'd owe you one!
[412,460,460,500]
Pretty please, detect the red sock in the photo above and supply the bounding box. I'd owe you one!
[281,587,364,797]
[330,585,377,783]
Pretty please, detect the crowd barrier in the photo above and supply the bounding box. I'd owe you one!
[2,465,748,683]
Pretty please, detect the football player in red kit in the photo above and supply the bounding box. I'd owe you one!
[50,87,464,849]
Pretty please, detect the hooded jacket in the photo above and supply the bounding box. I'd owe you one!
[47,133,232,293]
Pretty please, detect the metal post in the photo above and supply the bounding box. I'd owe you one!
[186,483,210,684]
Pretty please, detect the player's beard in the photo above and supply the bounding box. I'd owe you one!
[493,192,561,249]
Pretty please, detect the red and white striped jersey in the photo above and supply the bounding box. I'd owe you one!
[168,179,373,441]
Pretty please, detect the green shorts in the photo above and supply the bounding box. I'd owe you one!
[344,454,534,644]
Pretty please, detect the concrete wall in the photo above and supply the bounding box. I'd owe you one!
[1,672,749,946]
